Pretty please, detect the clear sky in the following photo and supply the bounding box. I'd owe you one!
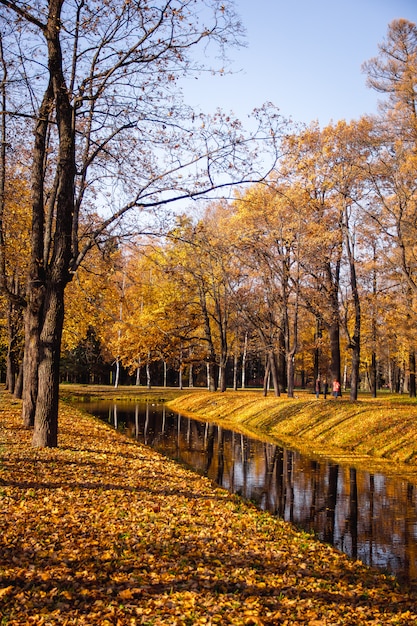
[181,0,417,127]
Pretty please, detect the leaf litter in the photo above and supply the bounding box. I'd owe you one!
[1,393,417,625]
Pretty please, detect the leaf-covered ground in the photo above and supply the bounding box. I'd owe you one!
[1,393,417,625]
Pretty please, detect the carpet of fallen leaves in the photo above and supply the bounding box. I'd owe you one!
[1,394,417,625]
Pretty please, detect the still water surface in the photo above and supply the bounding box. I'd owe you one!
[76,399,417,589]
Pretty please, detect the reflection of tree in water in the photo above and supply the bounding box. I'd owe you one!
[405,483,417,587]
[324,464,339,545]
[340,468,358,559]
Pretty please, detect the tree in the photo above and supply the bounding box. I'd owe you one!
[282,124,345,388]
[362,18,417,134]
[231,181,303,397]
[362,19,417,396]
[0,0,285,446]
[161,209,240,392]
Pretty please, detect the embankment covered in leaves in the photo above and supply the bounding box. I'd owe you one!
[1,391,417,624]
[168,391,417,479]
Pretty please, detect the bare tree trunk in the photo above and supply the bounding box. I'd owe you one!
[329,317,341,388]
[233,353,238,391]
[32,285,65,448]
[22,296,42,428]
[268,350,280,397]
[409,349,416,398]
[114,359,120,388]
[219,361,227,392]
[199,287,217,392]
[344,205,361,401]
[370,250,377,397]
[287,355,295,398]
[241,332,248,390]
[146,353,151,389]
[263,357,270,397]
[14,362,23,399]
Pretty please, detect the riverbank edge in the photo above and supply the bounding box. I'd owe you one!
[60,384,417,481]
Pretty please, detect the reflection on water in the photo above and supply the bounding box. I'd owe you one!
[76,399,417,589]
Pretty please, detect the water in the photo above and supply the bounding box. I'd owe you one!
[75,399,417,589]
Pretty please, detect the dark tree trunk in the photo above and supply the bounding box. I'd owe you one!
[350,338,360,401]
[278,326,286,392]
[268,350,280,397]
[409,349,416,398]
[6,298,24,394]
[370,254,377,398]
[199,286,217,392]
[329,317,341,388]
[14,361,23,399]
[313,317,322,383]
[286,355,295,398]
[26,3,75,447]
[219,362,227,393]
[344,206,361,401]
[263,357,270,397]
[370,351,377,397]
[22,296,42,428]
[32,284,65,447]
[22,76,53,430]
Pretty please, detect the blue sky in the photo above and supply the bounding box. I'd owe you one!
[181,0,417,126]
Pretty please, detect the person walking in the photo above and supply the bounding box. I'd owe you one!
[332,379,341,399]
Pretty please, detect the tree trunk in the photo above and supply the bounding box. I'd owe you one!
[22,292,43,428]
[233,353,238,391]
[409,349,416,398]
[219,365,226,392]
[199,287,217,391]
[6,299,23,394]
[287,354,295,398]
[314,317,322,383]
[329,317,341,388]
[268,350,280,397]
[370,253,377,398]
[241,332,248,389]
[32,284,65,448]
[263,357,270,397]
[114,359,120,388]
[14,362,23,399]
[344,207,361,401]
[370,352,377,397]
[146,354,151,389]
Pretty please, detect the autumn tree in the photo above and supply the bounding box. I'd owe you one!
[362,18,417,396]
[281,124,345,389]
[0,0,285,446]
[231,181,304,397]
[161,208,242,392]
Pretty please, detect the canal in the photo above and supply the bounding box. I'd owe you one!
[75,399,417,589]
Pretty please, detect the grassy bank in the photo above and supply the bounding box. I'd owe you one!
[1,390,417,624]
[167,389,417,480]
